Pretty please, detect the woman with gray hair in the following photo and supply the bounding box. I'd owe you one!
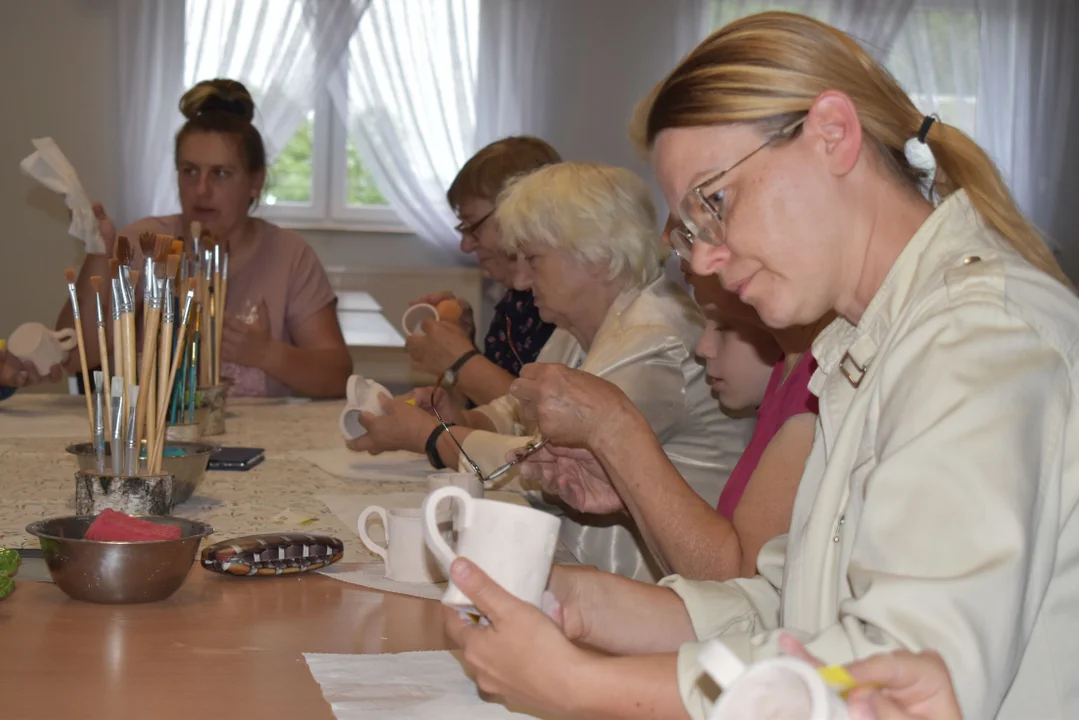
[351,162,752,581]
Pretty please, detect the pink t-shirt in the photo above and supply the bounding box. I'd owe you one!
[120,216,337,397]
[715,352,819,520]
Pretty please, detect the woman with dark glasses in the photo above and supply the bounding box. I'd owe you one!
[402,136,558,407]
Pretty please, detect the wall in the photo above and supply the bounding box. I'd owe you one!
[1,0,120,393]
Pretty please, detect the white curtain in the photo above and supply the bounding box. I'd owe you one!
[709,0,914,58]
[330,0,479,255]
[117,0,369,223]
[116,0,186,224]
[973,0,1077,254]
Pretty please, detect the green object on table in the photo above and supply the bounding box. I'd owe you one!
[0,548,19,576]
[0,547,18,600]
[139,446,187,459]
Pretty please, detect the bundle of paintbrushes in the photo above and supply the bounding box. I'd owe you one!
[168,222,230,429]
[78,235,200,476]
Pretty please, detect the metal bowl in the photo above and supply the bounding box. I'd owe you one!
[66,441,216,505]
[25,515,214,604]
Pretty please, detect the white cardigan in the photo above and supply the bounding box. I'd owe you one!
[666,191,1079,720]
[460,275,753,582]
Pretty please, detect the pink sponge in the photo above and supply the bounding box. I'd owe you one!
[85,509,183,542]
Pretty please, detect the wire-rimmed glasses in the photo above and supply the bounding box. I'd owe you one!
[427,318,548,488]
[669,115,807,262]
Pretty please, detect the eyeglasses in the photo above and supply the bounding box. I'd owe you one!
[454,209,495,238]
[669,115,806,262]
[427,318,547,487]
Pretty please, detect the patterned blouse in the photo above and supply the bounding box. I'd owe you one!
[483,288,555,376]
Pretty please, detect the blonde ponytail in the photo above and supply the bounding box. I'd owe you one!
[635,11,1070,289]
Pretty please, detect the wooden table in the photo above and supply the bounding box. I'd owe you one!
[0,395,453,719]
[0,564,452,719]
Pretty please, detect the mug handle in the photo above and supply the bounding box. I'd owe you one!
[422,485,473,572]
[356,506,389,563]
[698,639,748,692]
[52,328,78,352]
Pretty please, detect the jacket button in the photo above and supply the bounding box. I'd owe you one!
[962,255,981,264]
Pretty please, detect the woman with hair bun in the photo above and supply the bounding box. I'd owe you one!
[58,79,352,398]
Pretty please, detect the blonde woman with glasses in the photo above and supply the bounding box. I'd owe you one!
[438,11,1079,720]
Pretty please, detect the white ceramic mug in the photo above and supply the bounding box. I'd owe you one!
[699,640,849,720]
[358,506,449,584]
[422,485,560,614]
[427,471,484,498]
[6,322,76,375]
[340,376,393,441]
[401,303,439,336]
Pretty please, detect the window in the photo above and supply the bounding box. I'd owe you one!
[184,0,405,232]
[708,1,980,138]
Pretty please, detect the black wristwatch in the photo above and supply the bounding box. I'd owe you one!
[425,422,456,469]
[443,349,481,386]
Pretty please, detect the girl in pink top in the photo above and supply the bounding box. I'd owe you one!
[715,351,819,519]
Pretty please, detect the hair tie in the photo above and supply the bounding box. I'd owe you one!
[916,114,938,144]
[904,114,939,201]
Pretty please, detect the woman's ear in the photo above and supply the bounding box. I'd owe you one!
[804,90,863,178]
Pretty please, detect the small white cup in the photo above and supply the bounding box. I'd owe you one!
[340,376,393,441]
[422,485,560,615]
[427,472,484,498]
[7,322,76,375]
[401,303,439,336]
[357,506,450,584]
[699,640,849,720]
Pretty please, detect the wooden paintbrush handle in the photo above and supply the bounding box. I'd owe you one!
[97,326,113,437]
[135,309,162,459]
[72,321,94,437]
[153,325,189,467]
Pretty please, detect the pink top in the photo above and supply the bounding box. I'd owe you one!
[121,216,337,397]
[715,352,819,520]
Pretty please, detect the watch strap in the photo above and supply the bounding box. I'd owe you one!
[425,423,455,469]
[446,349,482,384]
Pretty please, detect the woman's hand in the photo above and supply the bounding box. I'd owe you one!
[510,364,631,448]
[222,299,272,369]
[0,351,63,388]
[443,558,595,716]
[779,636,962,720]
[400,385,468,426]
[405,319,476,377]
[346,394,438,455]
[91,202,117,257]
[412,292,476,339]
[516,445,626,514]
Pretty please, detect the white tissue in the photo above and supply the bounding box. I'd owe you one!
[19,138,105,254]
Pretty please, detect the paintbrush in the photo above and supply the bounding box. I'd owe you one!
[200,241,214,386]
[108,259,123,421]
[93,370,106,472]
[110,378,124,474]
[158,254,179,455]
[115,236,137,425]
[124,385,140,475]
[151,278,198,470]
[212,241,223,384]
[64,268,94,435]
[90,276,112,436]
[135,236,170,456]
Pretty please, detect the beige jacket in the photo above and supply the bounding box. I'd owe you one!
[664,192,1079,720]
[460,275,753,582]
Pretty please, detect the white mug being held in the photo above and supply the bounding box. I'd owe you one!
[422,485,560,619]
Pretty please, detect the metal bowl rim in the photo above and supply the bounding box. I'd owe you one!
[64,441,220,456]
[25,515,215,545]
